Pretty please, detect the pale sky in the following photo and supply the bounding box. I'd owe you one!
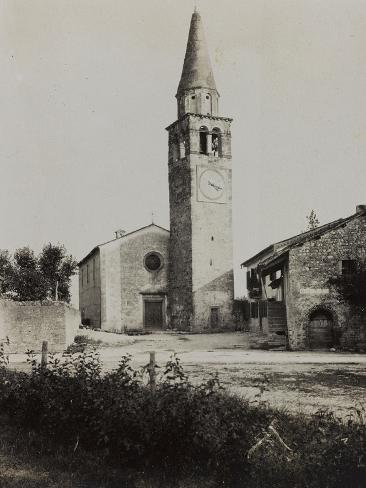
[1,0,366,303]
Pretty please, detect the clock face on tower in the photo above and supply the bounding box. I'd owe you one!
[197,167,226,203]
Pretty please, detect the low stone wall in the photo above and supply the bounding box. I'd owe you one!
[0,300,80,353]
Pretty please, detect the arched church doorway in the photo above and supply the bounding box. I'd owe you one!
[308,310,334,349]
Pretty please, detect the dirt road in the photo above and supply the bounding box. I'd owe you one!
[9,331,366,418]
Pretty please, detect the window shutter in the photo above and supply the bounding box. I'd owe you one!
[247,270,251,290]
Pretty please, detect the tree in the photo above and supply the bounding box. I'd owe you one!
[305,210,320,231]
[38,244,77,302]
[0,244,77,303]
[10,247,45,301]
[0,250,12,295]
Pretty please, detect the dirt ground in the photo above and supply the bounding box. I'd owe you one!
[9,331,366,419]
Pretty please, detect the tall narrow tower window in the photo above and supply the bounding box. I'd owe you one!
[171,134,179,161]
[212,127,222,157]
[199,126,208,154]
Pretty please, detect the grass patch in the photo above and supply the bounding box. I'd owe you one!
[0,415,139,487]
[212,367,366,391]
[65,334,102,354]
[307,369,366,388]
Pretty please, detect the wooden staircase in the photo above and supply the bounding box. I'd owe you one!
[250,301,288,350]
[268,302,287,333]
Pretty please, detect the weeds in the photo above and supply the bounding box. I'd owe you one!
[0,337,10,369]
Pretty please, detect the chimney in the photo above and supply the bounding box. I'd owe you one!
[114,229,126,239]
[356,204,366,213]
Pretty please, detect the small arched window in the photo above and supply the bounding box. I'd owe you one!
[205,93,212,115]
[211,127,222,157]
[188,94,197,113]
[199,126,209,154]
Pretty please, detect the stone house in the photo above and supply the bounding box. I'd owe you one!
[79,224,170,332]
[242,205,366,350]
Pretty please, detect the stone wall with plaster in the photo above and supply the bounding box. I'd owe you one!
[0,300,80,353]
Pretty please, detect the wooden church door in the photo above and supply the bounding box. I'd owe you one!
[144,300,163,329]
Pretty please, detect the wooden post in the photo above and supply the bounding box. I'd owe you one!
[148,351,156,392]
[41,340,48,370]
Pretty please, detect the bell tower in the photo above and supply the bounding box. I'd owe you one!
[167,9,234,330]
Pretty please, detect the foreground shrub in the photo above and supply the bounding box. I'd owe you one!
[0,351,365,487]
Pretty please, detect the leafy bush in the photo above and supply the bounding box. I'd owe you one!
[329,268,366,313]
[0,351,364,487]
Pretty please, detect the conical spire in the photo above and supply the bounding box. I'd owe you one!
[177,10,217,95]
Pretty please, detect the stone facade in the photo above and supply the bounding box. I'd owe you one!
[168,154,193,329]
[79,250,101,327]
[118,228,169,331]
[243,208,366,350]
[168,118,234,331]
[0,300,80,353]
[79,225,169,332]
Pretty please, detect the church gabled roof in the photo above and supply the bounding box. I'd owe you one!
[177,10,217,95]
[78,223,169,266]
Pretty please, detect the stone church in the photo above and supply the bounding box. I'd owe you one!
[78,10,234,332]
